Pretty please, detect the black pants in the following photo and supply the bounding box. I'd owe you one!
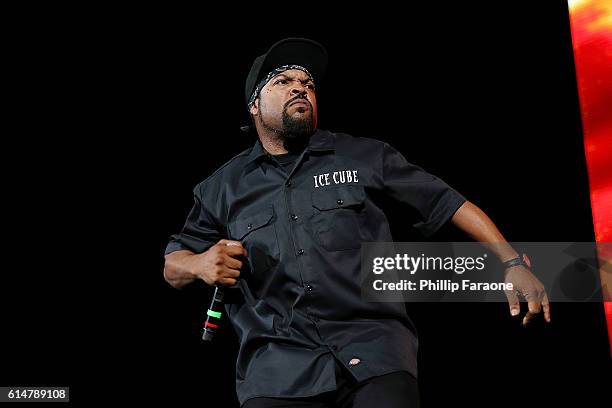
[242,360,420,408]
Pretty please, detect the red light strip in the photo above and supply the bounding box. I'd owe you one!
[567,0,612,354]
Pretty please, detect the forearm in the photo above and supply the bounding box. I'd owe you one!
[164,250,198,289]
[451,201,519,262]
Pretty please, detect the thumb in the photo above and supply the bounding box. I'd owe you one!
[504,289,520,316]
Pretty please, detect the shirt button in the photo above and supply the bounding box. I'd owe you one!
[286,181,292,187]
[291,214,298,221]
[297,249,304,255]
[337,199,344,205]
[247,223,252,230]
[305,283,313,292]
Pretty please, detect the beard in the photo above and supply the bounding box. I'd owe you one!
[258,97,315,140]
[281,106,314,139]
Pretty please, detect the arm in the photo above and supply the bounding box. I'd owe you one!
[380,143,549,325]
[450,201,519,262]
[164,183,246,289]
[164,250,198,289]
[451,201,551,324]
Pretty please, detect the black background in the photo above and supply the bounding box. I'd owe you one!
[1,2,610,406]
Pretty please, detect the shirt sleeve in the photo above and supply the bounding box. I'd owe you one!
[165,183,225,255]
[382,142,467,237]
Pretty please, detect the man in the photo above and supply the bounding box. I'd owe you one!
[163,38,550,408]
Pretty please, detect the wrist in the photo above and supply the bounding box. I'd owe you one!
[184,252,203,279]
[501,253,531,270]
[498,250,520,263]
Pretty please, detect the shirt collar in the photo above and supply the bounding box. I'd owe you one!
[246,128,335,164]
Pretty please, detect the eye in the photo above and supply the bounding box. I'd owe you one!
[275,79,289,85]
[307,84,315,90]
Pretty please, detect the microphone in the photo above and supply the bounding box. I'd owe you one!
[202,242,243,341]
[202,285,225,341]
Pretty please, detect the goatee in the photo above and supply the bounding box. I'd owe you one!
[281,109,314,139]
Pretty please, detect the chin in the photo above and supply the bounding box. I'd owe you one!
[291,110,312,119]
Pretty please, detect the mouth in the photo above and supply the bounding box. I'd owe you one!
[288,99,310,108]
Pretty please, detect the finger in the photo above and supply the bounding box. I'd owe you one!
[542,294,551,323]
[223,244,248,257]
[224,254,243,270]
[521,295,541,326]
[522,311,537,326]
[218,239,243,247]
[219,277,238,286]
[526,297,542,315]
[220,266,241,279]
[523,299,541,324]
[504,289,521,316]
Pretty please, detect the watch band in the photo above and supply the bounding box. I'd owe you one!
[502,253,531,269]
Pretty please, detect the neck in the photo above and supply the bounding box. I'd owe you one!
[257,132,311,156]
[255,126,311,156]
[257,129,288,155]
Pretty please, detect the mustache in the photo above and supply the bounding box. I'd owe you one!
[284,95,312,110]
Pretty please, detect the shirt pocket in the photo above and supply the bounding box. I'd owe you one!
[228,206,280,276]
[311,185,367,251]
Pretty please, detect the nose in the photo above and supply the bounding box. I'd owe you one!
[290,84,307,97]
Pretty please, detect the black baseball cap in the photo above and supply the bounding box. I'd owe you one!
[244,38,328,108]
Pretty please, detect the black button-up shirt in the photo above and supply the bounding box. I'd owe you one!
[165,129,466,406]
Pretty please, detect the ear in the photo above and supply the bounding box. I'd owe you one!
[249,98,259,116]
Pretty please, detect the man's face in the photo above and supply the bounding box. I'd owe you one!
[250,69,318,138]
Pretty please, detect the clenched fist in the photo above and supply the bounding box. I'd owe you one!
[163,239,248,289]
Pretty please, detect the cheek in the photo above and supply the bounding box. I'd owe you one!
[261,91,284,115]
